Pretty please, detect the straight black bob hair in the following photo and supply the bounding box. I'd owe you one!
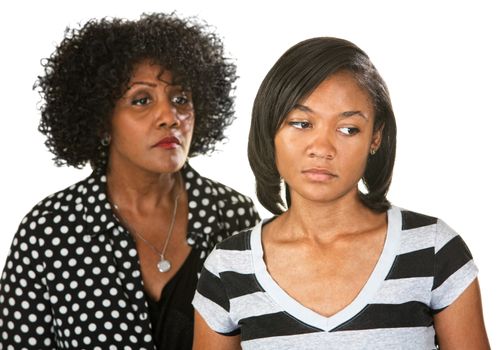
[248,37,397,215]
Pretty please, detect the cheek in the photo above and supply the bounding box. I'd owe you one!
[274,134,299,177]
[340,148,370,180]
[110,121,137,150]
[181,119,195,148]
[180,119,194,135]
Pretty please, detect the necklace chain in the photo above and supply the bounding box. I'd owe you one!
[113,176,181,273]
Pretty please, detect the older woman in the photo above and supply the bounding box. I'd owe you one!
[192,37,490,349]
[0,13,259,349]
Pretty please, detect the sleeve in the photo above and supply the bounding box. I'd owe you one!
[430,219,479,312]
[0,214,56,349]
[192,247,239,335]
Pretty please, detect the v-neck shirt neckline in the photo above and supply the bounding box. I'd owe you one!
[249,205,401,332]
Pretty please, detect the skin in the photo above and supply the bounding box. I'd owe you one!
[434,279,490,349]
[193,71,490,349]
[106,60,195,300]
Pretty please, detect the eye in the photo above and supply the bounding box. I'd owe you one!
[131,96,151,106]
[288,121,312,129]
[171,93,191,106]
[338,127,360,136]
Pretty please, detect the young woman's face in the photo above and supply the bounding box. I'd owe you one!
[274,71,382,205]
[108,60,194,175]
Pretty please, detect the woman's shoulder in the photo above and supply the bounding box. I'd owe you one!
[18,172,106,232]
[393,206,438,230]
[203,227,256,273]
[182,163,260,251]
[215,226,256,252]
[183,163,256,207]
[393,206,464,251]
[182,163,260,228]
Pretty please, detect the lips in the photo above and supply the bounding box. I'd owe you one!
[153,136,181,149]
[301,168,337,181]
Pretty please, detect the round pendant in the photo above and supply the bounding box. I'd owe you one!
[157,259,171,273]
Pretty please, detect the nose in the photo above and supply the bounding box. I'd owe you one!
[155,97,180,129]
[307,128,335,160]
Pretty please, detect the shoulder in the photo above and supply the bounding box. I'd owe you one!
[395,206,463,251]
[216,228,254,251]
[8,173,102,267]
[183,163,260,227]
[204,228,255,272]
[20,174,98,226]
[15,172,108,243]
[395,209,479,310]
[184,163,255,207]
[398,208,438,231]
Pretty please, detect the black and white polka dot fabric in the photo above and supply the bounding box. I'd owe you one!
[0,163,260,349]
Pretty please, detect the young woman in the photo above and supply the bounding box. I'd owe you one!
[192,37,490,349]
[0,13,259,349]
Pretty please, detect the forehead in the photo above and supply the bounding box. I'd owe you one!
[283,71,375,126]
[301,71,373,110]
[129,60,173,83]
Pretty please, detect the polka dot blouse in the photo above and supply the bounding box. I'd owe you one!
[0,163,260,349]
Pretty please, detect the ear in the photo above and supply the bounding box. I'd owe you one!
[370,125,384,153]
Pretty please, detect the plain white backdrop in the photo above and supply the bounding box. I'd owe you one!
[1,0,502,347]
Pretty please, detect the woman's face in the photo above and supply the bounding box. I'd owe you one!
[274,71,382,205]
[108,60,194,175]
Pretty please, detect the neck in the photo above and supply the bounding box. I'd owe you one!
[276,190,383,243]
[106,162,182,215]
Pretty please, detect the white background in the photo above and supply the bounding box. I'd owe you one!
[1,0,502,347]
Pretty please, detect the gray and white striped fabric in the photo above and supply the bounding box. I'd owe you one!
[193,206,477,349]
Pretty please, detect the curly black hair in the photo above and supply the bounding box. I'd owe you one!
[35,12,237,170]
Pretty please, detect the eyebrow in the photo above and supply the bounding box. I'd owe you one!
[293,104,369,120]
[126,80,176,90]
[126,81,156,90]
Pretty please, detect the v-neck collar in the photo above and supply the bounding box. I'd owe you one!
[250,205,402,332]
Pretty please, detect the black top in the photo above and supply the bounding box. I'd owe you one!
[145,249,199,350]
[0,163,260,349]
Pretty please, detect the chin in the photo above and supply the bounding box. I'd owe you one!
[294,185,359,205]
[156,156,187,173]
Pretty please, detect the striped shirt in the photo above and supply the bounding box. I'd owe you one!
[192,206,478,349]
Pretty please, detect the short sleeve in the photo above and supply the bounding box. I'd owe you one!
[192,247,239,335]
[430,219,478,311]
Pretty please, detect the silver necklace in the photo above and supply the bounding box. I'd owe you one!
[113,183,181,273]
